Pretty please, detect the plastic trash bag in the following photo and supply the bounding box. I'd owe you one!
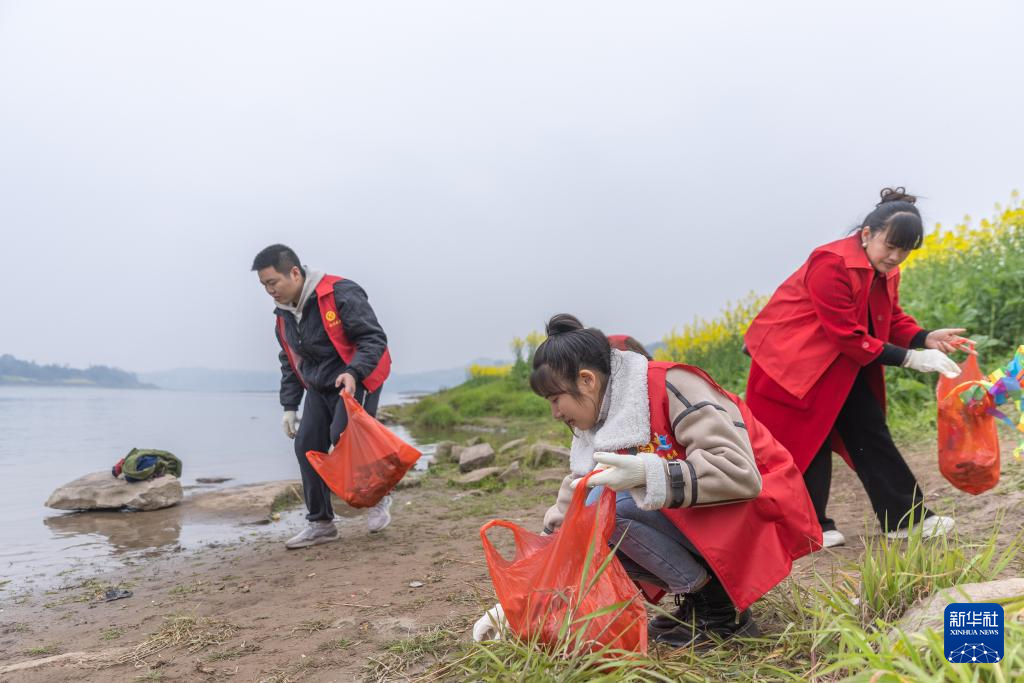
[480,473,648,654]
[936,351,1000,495]
[306,393,421,508]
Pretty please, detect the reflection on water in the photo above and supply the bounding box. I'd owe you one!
[43,508,184,552]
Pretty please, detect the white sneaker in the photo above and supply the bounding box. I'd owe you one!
[367,495,393,533]
[285,520,338,549]
[885,515,955,540]
[822,529,846,548]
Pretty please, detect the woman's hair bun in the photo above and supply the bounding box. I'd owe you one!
[878,187,917,206]
[546,313,585,336]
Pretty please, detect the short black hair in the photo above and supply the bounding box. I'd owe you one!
[251,244,305,277]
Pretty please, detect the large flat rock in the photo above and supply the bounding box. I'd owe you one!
[46,472,183,511]
[186,480,302,520]
[43,480,306,550]
[456,467,502,484]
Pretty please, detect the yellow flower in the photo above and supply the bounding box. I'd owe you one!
[656,293,766,363]
[469,364,512,379]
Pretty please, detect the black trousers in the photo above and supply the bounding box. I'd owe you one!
[293,384,382,521]
[803,370,932,533]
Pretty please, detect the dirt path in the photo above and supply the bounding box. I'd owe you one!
[2,444,1021,682]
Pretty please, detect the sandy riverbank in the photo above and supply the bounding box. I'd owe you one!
[2,442,1021,682]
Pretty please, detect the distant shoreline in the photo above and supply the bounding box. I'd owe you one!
[0,378,157,389]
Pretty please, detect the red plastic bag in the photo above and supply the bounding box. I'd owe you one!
[305,393,421,508]
[936,350,1000,495]
[480,473,648,654]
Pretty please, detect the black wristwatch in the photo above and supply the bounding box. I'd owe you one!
[667,460,686,508]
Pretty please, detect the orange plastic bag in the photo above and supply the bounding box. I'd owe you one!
[305,392,421,508]
[480,473,648,654]
[936,351,1000,495]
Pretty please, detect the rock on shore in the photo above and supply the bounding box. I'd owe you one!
[46,472,183,511]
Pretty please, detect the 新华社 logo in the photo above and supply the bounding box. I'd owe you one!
[944,603,1004,663]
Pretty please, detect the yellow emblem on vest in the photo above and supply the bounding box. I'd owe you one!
[325,311,338,323]
[638,434,677,457]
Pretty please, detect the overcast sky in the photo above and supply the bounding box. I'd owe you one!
[2,1,1022,375]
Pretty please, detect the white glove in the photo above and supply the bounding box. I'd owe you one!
[542,475,578,534]
[472,603,506,642]
[282,410,300,439]
[578,452,647,492]
[902,349,961,379]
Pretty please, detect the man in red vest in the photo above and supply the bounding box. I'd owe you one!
[253,244,394,548]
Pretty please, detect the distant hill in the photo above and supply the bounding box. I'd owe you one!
[0,354,154,388]
[139,367,280,392]
[141,358,511,393]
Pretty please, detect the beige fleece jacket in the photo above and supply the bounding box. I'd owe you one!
[542,366,761,530]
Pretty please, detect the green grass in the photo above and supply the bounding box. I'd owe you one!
[395,374,552,438]
[271,484,304,514]
[25,643,62,657]
[362,621,464,681]
[846,512,1022,626]
[427,520,1023,682]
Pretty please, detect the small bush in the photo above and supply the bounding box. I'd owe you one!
[413,401,458,430]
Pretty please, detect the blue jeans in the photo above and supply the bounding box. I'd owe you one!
[586,486,708,594]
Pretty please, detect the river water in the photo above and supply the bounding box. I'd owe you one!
[0,386,424,591]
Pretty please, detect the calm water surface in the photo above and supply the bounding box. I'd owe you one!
[0,386,425,591]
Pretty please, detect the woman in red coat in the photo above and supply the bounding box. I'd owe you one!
[744,188,967,548]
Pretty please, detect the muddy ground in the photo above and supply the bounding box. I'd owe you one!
[2,443,1022,683]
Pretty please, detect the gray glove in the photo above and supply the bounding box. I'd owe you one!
[282,410,300,439]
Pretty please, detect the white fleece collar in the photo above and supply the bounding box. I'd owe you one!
[569,349,651,476]
[276,268,324,323]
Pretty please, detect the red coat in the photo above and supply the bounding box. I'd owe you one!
[636,362,821,611]
[276,275,393,393]
[743,235,924,471]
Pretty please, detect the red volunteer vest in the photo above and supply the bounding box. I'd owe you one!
[634,362,821,610]
[276,275,392,393]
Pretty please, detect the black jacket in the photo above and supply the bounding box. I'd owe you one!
[275,278,388,409]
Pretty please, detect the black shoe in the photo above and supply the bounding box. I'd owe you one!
[648,593,695,636]
[654,577,760,649]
